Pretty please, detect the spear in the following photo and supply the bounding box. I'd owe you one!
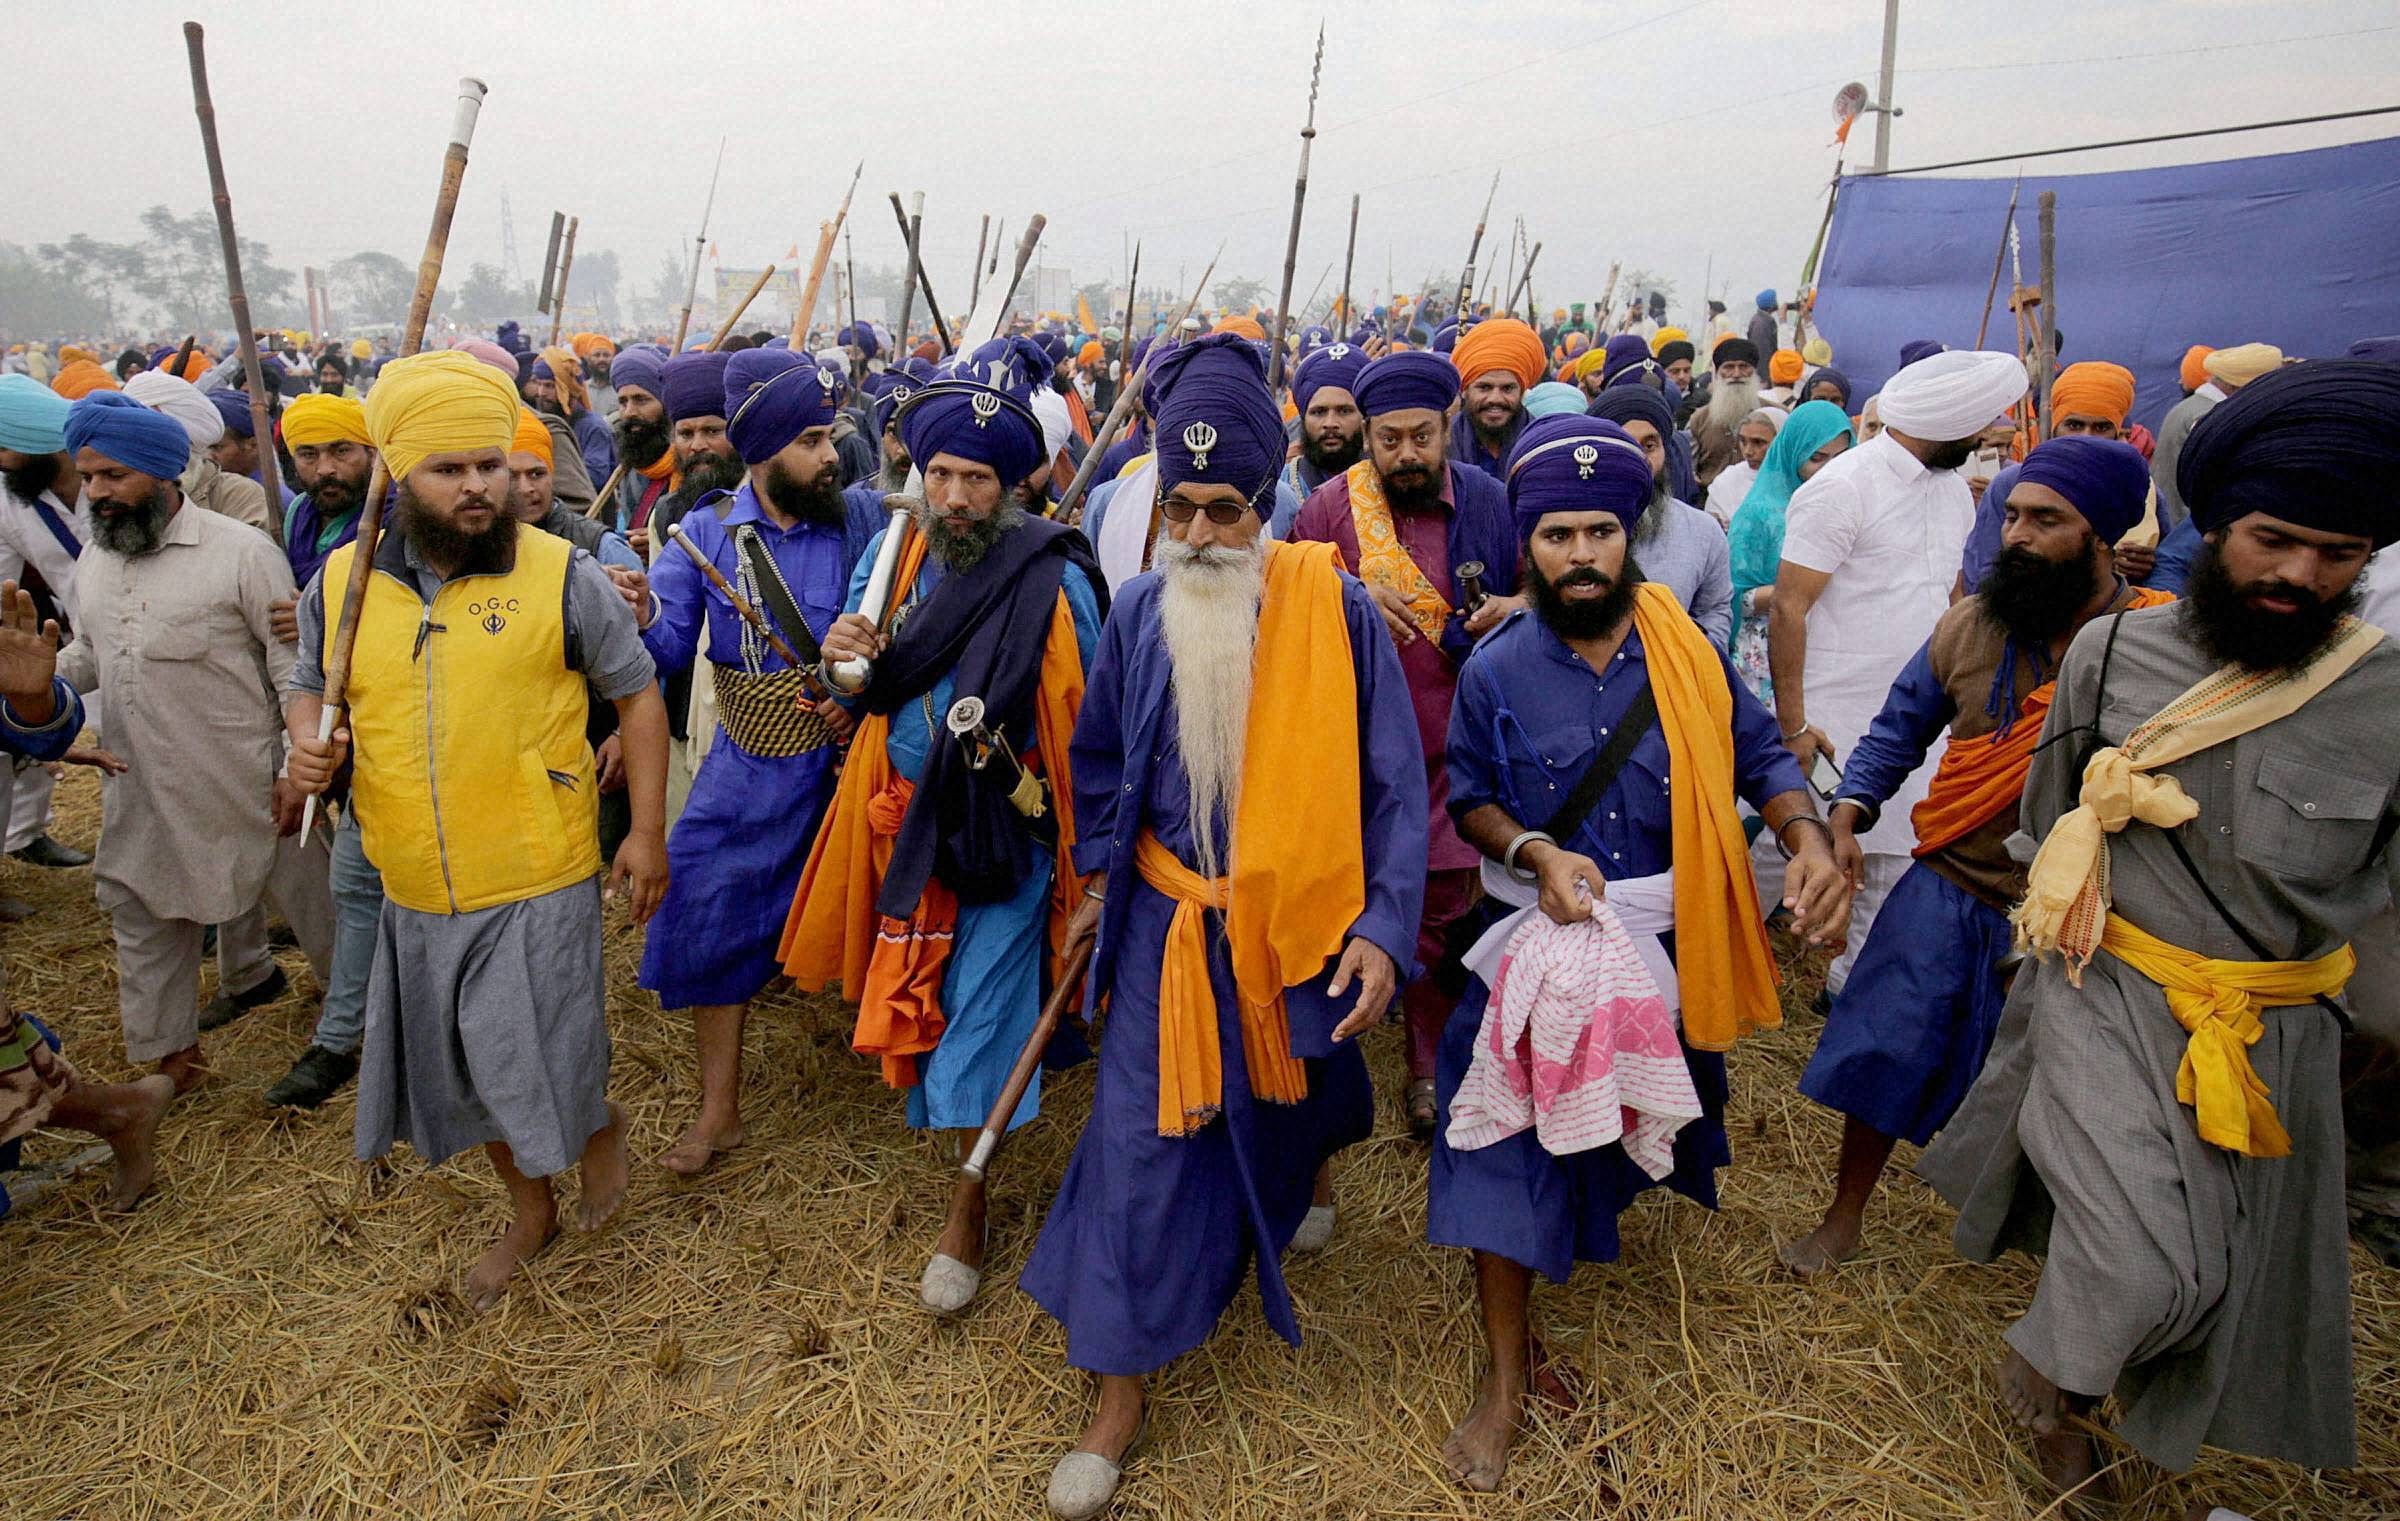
[674,138,727,351]
[1266,22,1326,392]
[969,213,990,308]
[1055,240,1223,529]
[887,192,956,356]
[302,74,488,839]
[1453,169,1501,322]
[1297,261,1332,324]
[1116,239,1142,373]
[1512,241,1543,323]
[960,215,1046,345]
[182,23,285,540]
[843,223,858,351]
[547,215,578,347]
[1337,193,1359,332]
[1974,175,2024,349]
[583,262,780,521]
[891,191,923,358]
[790,159,864,349]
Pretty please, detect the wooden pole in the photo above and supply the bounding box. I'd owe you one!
[891,192,923,360]
[886,193,955,357]
[1337,193,1359,332]
[1453,170,1501,324]
[789,160,864,350]
[2036,189,2058,438]
[537,210,565,316]
[1975,177,2023,349]
[1116,239,1142,373]
[303,73,487,837]
[584,262,779,520]
[182,23,286,541]
[547,215,578,347]
[1512,241,1543,323]
[1266,24,1326,394]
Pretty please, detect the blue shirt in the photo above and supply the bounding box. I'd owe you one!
[0,679,82,764]
[1447,609,1804,876]
[640,482,850,682]
[2146,516,2203,595]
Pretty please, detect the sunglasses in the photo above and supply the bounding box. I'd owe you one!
[1157,497,1252,526]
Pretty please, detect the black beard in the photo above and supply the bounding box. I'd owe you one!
[1922,437,1979,471]
[1979,538,2101,645]
[1302,429,1364,474]
[1529,554,1646,640]
[306,468,372,519]
[536,396,569,420]
[3,454,60,502]
[762,458,845,524]
[676,448,746,498]
[91,487,174,557]
[397,483,521,577]
[1382,462,1442,510]
[614,414,670,470]
[2179,539,2360,673]
[913,498,1025,572]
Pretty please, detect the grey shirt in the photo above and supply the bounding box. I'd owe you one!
[1631,497,1735,647]
[2147,386,2222,533]
[287,534,657,704]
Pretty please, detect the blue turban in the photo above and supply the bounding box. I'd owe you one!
[899,356,936,383]
[1897,338,1946,370]
[1348,321,1378,347]
[2178,359,2400,547]
[208,388,257,439]
[1584,385,1676,455]
[1031,332,1066,367]
[1291,341,1368,416]
[1148,333,1284,513]
[899,342,1048,488]
[2014,436,2151,546]
[817,364,852,406]
[2347,335,2400,365]
[840,323,882,361]
[530,356,556,381]
[608,344,667,402]
[1431,322,1459,355]
[1804,365,1853,408]
[725,348,843,465]
[662,350,734,422]
[872,376,922,438]
[1755,289,1777,311]
[1503,415,1655,538]
[1523,381,1587,419]
[1353,350,1460,419]
[1297,324,1333,357]
[1599,334,1655,388]
[951,336,1053,406]
[64,390,191,481]
[0,373,70,454]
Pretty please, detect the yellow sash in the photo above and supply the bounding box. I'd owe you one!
[2099,914,2351,1158]
[1344,459,1450,640]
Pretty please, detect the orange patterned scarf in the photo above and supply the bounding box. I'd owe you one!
[1344,460,1450,641]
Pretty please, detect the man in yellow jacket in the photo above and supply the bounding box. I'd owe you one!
[284,351,669,1313]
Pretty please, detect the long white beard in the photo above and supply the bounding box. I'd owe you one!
[1154,535,1267,881]
[1705,374,1762,436]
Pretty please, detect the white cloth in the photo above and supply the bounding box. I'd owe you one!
[1874,349,2027,440]
[1704,459,1755,529]
[1474,863,1680,1017]
[1777,431,1971,856]
[123,371,225,448]
[0,484,82,609]
[1095,458,1157,591]
[1029,388,1072,473]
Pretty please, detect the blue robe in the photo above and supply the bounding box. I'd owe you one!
[636,483,850,1008]
[851,525,1103,1132]
[1428,610,1803,1283]
[1020,564,1428,1374]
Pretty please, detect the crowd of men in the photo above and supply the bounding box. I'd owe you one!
[2,290,2397,1518]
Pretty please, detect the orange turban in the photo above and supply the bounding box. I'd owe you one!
[1078,340,1104,367]
[1453,318,1547,391]
[1212,314,1267,343]
[2050,361,2135,426]
[537,345,591,416]
[570,331,617,361]
[59,345,96,367]
[51,361,118,400]
[1768,349,1805,386]
[2178,345,2214,393]
[155,350,210,381]
[510,406,554,468]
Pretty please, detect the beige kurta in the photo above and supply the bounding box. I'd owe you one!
[57,502,296,925]
[180,457,275,539]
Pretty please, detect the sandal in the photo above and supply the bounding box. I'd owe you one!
[1407,1078,1439,1140]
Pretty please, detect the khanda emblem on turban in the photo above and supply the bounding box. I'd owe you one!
[891,384,913,406]
[969,392,1002,428]
[817,369,838,396]
[1184,421,1218,470]
[1572,444,1600,479]
[1326,344,1351,360]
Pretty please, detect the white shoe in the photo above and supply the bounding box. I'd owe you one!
[1046,1415,1147,1520]
[1290,1203,1336,1253]
[920,1252,981,1315]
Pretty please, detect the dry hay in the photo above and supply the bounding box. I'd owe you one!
[3,768,2394,1520]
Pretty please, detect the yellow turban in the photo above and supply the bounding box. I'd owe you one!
[350,338,373,361]
[1572,347,1611,385]
[510,405,554,468]
[363,350,521,483]
[281,393,371,449]
[1649,326,1689,356]
[1801,337,1833,366]
[1769,349,1805,386]
[2050,361,2135,426]
[2203,342,2286,387]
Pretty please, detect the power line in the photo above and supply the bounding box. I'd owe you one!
[1866,104,2400,176]
[1907,22,2397,77]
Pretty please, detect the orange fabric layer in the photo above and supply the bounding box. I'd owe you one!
[1451,317,1547,390]
[1033,591,1092,991]
[2050,361,2135,426]
[1630,582,1781,1050]
[853,778,956,1088]
[1910,589,2175,857]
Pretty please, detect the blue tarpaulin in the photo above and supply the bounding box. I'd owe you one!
[1812,135,2400,431]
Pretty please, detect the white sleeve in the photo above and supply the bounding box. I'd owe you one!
[1775,471,1861,576]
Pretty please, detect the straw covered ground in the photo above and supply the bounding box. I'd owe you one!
[3,769,2394,1520]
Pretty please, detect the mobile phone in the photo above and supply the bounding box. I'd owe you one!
[1808,750,1843,801]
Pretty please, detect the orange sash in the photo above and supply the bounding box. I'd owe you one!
[1910,589,2175,858]
[1344,460,1450,640]
[1145,540,1364,1136]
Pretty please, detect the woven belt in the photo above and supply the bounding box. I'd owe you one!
[711,664,834,757]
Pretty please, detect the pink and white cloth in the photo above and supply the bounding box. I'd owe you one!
[1446,872,1702,1178]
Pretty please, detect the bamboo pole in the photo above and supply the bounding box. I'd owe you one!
[2036,190,2058,437]
[886,193,955,357]
[789,160,864,350]
[892,192,923,359]
[1337,193,1359,332]
[1975,177,2023,349]
[547,216,578,347]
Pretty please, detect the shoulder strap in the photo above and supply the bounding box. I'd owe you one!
[1538,685,1661,843]
[734,524,821,663]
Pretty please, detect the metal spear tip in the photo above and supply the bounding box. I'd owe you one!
[946,696,987,737]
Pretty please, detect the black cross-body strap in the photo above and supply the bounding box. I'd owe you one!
[1538,687,1661,844]
[734,525,823,665]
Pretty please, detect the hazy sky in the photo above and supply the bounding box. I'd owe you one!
[14,0,2399,323]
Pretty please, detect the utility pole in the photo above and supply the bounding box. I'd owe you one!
[1872,0,1900,173]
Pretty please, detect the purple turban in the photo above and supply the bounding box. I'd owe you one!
[2014,436,2151,546]
[1297,324,1334,357]
[948,336,1053,404]
[1148,332,1283,513]
[1598,334,1655,388]
[608,344,667,402]
[64,390,191,481]
[900,340,1049,487]
[661,350,734,422]
[2347,335,2400,365]
[1897,338,1947,370]
[2178,358,2400,547]
[1292,341,1368,416]
[530,356,556,381]
[1353,350,1460,419]
[208,387,257,439]
[725,348,842,464]
[872,376,922,438]
[1584,384,1676,456]
[1503,415,1654,538]
[1803,365,1853,408]
[1431,322,1459,355]
[899,356,936,384]
[840,323,882,360]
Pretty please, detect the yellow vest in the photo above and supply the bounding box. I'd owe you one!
[324,529,600,913]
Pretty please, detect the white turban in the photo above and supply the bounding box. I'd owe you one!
[122,370,226,449]
[1873,349,2027,441]
[1028,386,1071,467]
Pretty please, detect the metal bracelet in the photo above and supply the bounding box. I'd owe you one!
[1502,829,1556,882]
[1774,815,1832,861]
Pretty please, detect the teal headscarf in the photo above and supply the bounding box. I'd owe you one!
[1728,399,1856,613]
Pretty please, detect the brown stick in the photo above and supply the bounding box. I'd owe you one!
[789,161,864,350]
[547,216,578,348]
[957,928,1097,1184]
[182,24,287,543]
[2035,189,2058,440]
[1052,241,1222,535]
[1974,178,2023,349]
[585,262,780,520]
[886,193,956,357]
[891,192,923,359]
[1266,24,1326,395]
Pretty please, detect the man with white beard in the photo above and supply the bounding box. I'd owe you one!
[1688,336,1763,491]
[1020,334,1427,1520]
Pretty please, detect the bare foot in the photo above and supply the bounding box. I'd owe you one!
[1999,1349,2100,1499]
[574,1102,629,1232]
[466,1209,558,1313]
[103,1076,176,1211]
[1779,1214,1864,1279]
[655,1113,744,1176]
[1527,1336,1581,1411]
[155,1045,208,1095]
[1442,1367,1525,1493]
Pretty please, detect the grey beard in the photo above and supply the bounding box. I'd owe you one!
[1631,478,1671,545]
[1705,375,1762,436]
[90,489,174,557]
[912,496,1027,572]
[879,458,911,493]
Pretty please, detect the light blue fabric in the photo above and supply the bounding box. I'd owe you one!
[313,812,383,1056]
[1727,399,1857,613]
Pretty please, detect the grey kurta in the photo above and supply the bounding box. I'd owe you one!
[58,501,297,925]
[1919,603,2400,1472]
